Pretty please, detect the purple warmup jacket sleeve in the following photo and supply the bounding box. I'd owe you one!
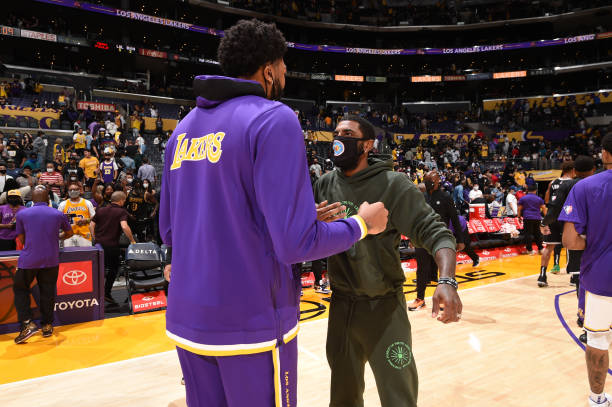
[251,107,361,265]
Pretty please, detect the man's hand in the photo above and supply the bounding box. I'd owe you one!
[540,225,551,235]
[76,219,88,226]
[456,243,465,251]
[432,284,462,324]
[164,264,171,282]
[357,202,388,235]
[316,200,346,223]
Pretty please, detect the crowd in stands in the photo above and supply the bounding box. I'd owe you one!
[228,0,609,26]
[0,108,170,251]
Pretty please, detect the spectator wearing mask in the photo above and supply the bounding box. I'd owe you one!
[0,162,14,192]
[32,132,47,169]
[79,150,99,188]
[12,187,73,344]
[58,183,96,247]
[63,155,85,185]
[468,184,483,202]
[119,150,135,170]
[0,189,25,251]
[505,186,519,217]
[38,162,64,198]
[6,159,19,179]
[73,128,87,156]
[99,150,118,185]
[137,156,156,184]
[90,191,136,306]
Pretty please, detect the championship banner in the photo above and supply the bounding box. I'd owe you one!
[0,247,104,334]
[484,90,612,111]
[526,170,562,182]
[34,0,604,57]
[0,105,60,129]
[77,101,115,112]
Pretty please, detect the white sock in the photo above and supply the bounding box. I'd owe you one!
[591,392,607,404]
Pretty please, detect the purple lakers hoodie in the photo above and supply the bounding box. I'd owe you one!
[160,76,367,355]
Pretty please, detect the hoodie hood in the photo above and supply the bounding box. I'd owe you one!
[193,75,265,109]
[337,158,394,184]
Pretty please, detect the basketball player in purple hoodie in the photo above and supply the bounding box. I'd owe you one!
[159,20,389,407]
[560,134,612,407]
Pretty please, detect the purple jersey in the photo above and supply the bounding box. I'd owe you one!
[0,204,23,240]
[159,76,364,354]
[100,160,116,184]
[559,170,612,296]
[518,193,544,220]
[448,215,467,234]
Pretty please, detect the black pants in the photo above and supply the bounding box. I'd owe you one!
[415,248,437,300]
[13,266,59,324]
[312,259,323,286]
[0,238,16,251]
[327,291,418,407]
[102,245,121,296]
[461,230,479,263]
[523,219,543,252]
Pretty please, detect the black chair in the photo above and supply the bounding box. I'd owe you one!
[27,117,39,128]
[124,242,168,314]
[6,117,17,127]
[50,119,60,129]
[16,117,28,128]
[60,120,71,130]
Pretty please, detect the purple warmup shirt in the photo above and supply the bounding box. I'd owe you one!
[559,170,612,296]
[448,215,467,234]
[0,204,24,240]
[518,193,544,220]
[160,76,363,352]
[15,202,71,269]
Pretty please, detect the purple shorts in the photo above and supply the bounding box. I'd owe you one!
[177,338,297,407]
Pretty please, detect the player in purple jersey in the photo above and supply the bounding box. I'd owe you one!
[559,135,612,407]
[159,20,389,407]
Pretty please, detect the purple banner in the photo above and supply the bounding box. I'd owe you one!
[35,0,602,56]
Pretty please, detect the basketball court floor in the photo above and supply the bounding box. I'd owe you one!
[0,253,599,406]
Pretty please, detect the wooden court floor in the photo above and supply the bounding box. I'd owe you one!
[0,253,601,406]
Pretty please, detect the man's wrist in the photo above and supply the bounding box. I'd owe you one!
[350,215,368,240]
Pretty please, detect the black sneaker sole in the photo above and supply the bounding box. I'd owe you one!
[42,330,53,338]
[15,328,40,344]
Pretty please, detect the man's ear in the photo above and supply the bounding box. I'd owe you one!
[364,139,374,154]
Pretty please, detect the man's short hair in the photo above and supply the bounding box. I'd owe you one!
[110,191,126,203]
[343,115,376,140]
[560,161,574,174]
[527,184,538,191]
[603,134,612,154]
[217,19,287,78]
[574,155,595,173]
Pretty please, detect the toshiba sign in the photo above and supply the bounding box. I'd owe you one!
[77,101,116,112]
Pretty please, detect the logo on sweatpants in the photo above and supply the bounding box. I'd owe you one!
[386,341,412,370]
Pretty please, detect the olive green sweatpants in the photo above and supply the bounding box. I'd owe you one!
[326,291,418,407]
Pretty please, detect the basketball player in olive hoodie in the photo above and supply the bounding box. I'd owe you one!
[314,116,462,407]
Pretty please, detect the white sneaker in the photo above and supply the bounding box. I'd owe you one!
[589,394,612,406]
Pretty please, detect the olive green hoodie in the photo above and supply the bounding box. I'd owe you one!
[314,158,456,297]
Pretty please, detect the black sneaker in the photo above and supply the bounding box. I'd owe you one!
[42,324,53,338]
[181,377,185,385]
[579,331,587,344]
[14,321,39,344]
[577,318,584,328]
[472,258,480,267]
[570,274,578,287]
[537,275,548,287]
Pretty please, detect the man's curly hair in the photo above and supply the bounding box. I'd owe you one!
[218,19,287,78]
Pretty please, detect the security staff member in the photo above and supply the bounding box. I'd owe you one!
[410,170,464,311]
[13,187,73,344]
[90,191,136,306]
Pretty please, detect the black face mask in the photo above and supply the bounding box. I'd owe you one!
[332,137,366,172]
[0,170,6,175]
